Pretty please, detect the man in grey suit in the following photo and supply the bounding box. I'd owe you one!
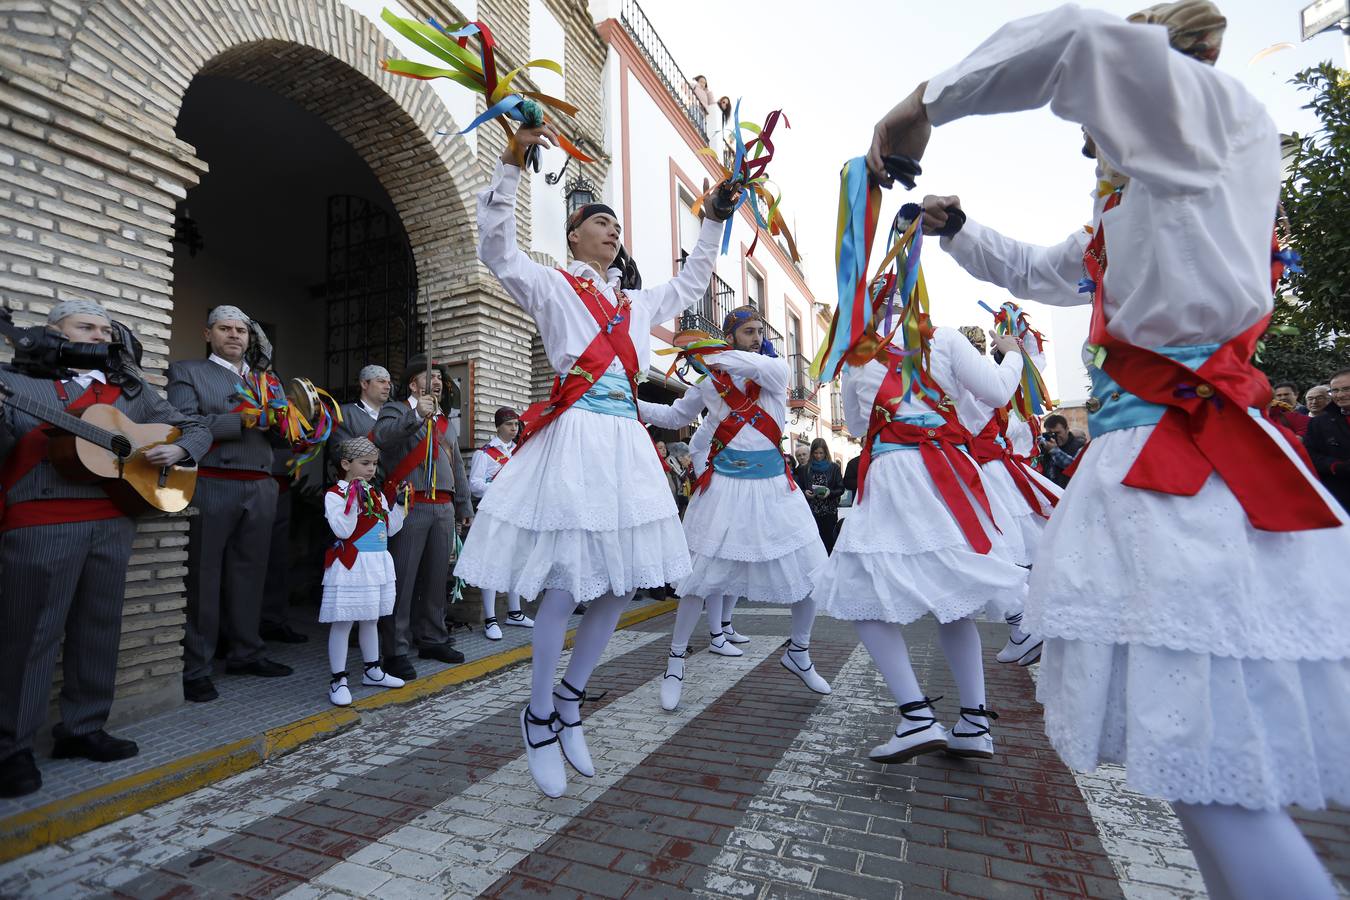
[327,364,391,485]
[167,305,293,703]
[373,355,473,680]
[0,300,210,798]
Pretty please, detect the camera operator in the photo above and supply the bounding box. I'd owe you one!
[1038,414,1086,487]
[0,299,210,799]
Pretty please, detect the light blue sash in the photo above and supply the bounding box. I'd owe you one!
[570,370,638,419]
[870,412,946,457]
[1087,343,1220,437]
[712,447,786,479]
[353,522,387,552]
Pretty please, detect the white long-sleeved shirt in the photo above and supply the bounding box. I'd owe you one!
[638,351,789,477]
[957,348,1048,438]
[841,328,1022,440]
[325,480,406,540]
[468,435,514,498]
[925,4,1279,348]
[478,163,725,379]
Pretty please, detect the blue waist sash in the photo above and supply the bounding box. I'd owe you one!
[1087,342,1265,438]
[570,370,637,419]
[353,522,387,552]
[711,447,786,479]
[870,412,947,457]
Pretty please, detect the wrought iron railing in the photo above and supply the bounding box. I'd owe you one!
[787,353,817,408]
[618,0,708,138]
[680,271,736,334]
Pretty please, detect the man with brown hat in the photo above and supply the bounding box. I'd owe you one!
[468,406,534,640]
[371,353,473,679]
[865,2,1346,897]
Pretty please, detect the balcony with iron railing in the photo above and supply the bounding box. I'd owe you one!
[787,353,819,416]
[618,0,708,139]
[679,270,736,335]
[830,388,846,433]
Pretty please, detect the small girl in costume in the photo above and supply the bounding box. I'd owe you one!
[322,437,409,706]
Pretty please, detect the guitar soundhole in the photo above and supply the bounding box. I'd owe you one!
[110,434,133,459]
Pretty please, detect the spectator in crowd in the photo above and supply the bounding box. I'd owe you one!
[1307,384,1332,418]
[665,441,693,518]
[1038,413,1086,487]
[794,444,810,469]
[690,75,713,134]
[1304,368,1350,513]
[795,438,844,552]
[1269,380,1310,438]
[654,439,668,466]
[843,454,860,495]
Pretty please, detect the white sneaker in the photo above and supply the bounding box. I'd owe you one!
[945,706,999,759]
[328,677,352,707]
[361,665,405,689]
[484,618,503,641]
[868,698,948,763]
[661,650,687,711]
[521,705,566,798]
[506,611,535,628]
[722,623,750,645]
[708,632,743,657]
[552,679,596,777]
[780,640,831,694]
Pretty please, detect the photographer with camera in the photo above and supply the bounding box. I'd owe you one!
[0,299,210,798]
[1037,414,1085,487]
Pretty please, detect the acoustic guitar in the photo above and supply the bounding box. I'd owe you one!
[0,378,197,515]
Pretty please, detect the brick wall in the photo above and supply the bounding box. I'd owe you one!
[0,0,608,717]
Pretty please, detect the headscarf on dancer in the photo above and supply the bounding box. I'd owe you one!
[721,305,779,358]
[566,203,643,290]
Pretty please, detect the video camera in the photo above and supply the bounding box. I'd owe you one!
[0,304,146,396]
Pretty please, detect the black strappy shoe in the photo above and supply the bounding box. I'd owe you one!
[552,678,604,777]
[945,705,999,759]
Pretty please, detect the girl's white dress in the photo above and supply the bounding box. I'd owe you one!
[454,163,725,602]
[639,351,826,603]
[319,481,406,623]
[818,327,1031,625]
[930,4,1350,809]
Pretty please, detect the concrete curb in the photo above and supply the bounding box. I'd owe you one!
[0,599,677,864]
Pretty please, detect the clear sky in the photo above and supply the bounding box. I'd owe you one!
[638,0,1345,400]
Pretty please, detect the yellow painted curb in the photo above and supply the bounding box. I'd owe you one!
[0,599,676,864]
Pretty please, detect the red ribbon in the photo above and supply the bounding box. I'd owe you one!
[967,417,1058,518]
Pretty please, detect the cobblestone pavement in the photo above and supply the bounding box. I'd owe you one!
[1,609,1345,899]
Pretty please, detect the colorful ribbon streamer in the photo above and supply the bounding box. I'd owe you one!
[233,372,289,430]
[811,157,881,384]
[655,331,730,385]
[379,10,594,163]
[978,301,1055,421]
[694,101,800,261]
[280,386,344,479]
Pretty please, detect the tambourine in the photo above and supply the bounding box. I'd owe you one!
[279,377,342,477]
[285,377,323,424]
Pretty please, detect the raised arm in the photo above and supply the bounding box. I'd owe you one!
[372,402,421,447]
[945,329,1023,409]
[638,385,706,430]
[942,220,1088,307]
[707,350,789,396]
[919,4,1256,193]
[638,217,726,327]
[477,162,562,320]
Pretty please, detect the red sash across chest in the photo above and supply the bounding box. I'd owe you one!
[967,415,1058,518]
[856,353,999,554]
[483,445,511,467]
[692,368,795,493]
[1084,193,1338,531]
[516,271,656,462]
[325,484,385,570]
[0,380,125,531]
[382,414,450,505]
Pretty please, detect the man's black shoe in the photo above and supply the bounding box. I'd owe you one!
[418,643,465,665]
[226,658,293,677]
[0,750,40,798]
[51,726,139,762]
[384,655,417,681]
[260,623,309,644]
[183,676,218,702]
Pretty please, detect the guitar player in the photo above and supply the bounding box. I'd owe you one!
[0,299,210,799]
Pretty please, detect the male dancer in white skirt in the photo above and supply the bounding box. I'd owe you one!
[454,124,739,797]
[820,315,1032,763]
[638,307,831,711]
[871,2,1350,896]
[467,406,534,640]
[957,320,1061,665]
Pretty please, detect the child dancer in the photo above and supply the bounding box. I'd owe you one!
[468,407,534,640]
[321,438,408,706]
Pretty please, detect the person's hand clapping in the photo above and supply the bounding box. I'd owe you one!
[502,123,562,167]
[989,332,1021,356]
[866,83,932,187]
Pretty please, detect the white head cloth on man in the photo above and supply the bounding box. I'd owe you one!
[207,304,274,368]
[47,299,111,325]
[359,365,390,383]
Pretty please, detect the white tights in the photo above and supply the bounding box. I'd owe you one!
[528,587,631,721]
[854,617,986,710]
[482,590,522,621]
[328,620,380,675]
[1171,802,1337,900]
[668,595,816,653]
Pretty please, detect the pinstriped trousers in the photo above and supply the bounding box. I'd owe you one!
[0,516,136,758]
